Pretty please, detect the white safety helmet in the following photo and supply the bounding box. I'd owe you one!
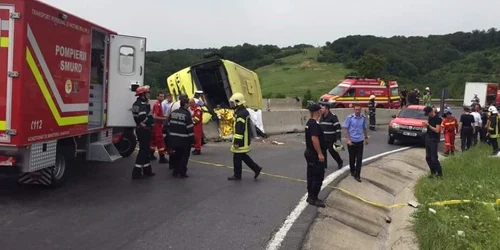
[425,87,430,91]
[369,95,375,99]
[488,106,498,114]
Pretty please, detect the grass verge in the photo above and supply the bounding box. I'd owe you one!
[255,47,350,99]
[413,143,500,250]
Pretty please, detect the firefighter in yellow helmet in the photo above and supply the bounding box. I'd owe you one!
[227,93,263,180]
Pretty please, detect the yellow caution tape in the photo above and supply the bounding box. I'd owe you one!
[189,159,500,209]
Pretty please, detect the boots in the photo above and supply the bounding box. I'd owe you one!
[443,150,450,156]
[306,197,326,208]
[143,166,156,177]
[192,150,201,155]
[254,166,262,179]
[159,154,169,164]
[132,167,143,180]
[227,175,242,181]
[337,160,344,170]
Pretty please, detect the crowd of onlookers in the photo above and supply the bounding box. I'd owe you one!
[458,103,499,155]
[398,86,499,156]
[399,87,433,108]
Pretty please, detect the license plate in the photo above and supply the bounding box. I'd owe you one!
[403,132,417,137]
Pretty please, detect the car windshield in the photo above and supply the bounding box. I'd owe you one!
[398,108,427,119]
[328,85,345,95]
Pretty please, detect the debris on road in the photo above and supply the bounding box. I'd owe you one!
[272,141,285,145]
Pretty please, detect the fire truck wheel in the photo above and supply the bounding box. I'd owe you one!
[115,132,137,158]
[335,104,345,108]
[49,151,68,188]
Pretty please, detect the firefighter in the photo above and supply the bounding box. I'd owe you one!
[368,95,376,131]
[423,88,432,106]
[319,102,343,169]
[190,98,203,155]
[400,89,407,108]
[168,97,195,178]
[441,109,458,156]
[131,85,156,179]
[149,92,169,163]
[227,93,263,181]
[486,106,499,155]
[471,94,480,106]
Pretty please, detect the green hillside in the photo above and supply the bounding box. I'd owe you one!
[256,47,350,99]
[421,47,500,98]
[144,28,500,99]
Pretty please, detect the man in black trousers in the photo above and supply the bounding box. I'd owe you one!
[342,104,369,182]
[319,102,343,169]
[423,106,443,178]
[304,104,327,207]
[168,97,195,178]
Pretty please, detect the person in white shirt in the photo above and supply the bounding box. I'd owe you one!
[471,104,482,146]
[168,93,187,117]
[161,93,173,118]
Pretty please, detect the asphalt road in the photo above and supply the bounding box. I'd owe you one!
[0,126,416,250]
[0,107,463,250]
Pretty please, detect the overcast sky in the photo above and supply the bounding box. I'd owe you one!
[42,0,499,51]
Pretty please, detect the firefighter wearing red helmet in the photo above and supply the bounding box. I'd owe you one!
[131,85,156,179]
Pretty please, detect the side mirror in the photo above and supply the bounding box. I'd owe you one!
[391,115,396,118]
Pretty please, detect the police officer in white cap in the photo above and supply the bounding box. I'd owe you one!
[194,90,205,107]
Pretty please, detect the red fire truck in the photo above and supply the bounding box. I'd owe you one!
[319,77,400,109]
[0,0,145,187]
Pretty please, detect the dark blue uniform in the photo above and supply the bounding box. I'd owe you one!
[425,112,443,177]
[131,97,155,179]
[167,106,194,177]
[319,111,343,169]
[368,99,376,130]
[304,118,327,203]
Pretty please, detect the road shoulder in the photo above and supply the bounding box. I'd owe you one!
[301,147,445,250]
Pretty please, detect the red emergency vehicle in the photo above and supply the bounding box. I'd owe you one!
[497,90,500,108]
[319,77,400,109]
[0,0,146,187]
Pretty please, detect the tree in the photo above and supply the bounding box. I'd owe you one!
[355,53,387,78]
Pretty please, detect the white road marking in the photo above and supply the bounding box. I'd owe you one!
[265,146,413,250]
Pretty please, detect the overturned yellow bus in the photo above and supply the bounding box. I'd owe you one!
[166,58,263,110]
[165,57,265,138]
